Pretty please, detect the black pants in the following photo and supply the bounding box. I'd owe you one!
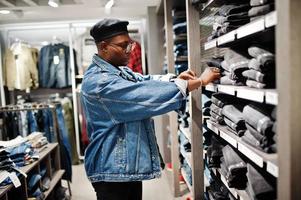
[92,181,142,200]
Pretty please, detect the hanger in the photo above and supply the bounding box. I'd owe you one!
[51,36,62,45]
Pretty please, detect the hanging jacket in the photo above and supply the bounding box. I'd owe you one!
[4,43,39,91]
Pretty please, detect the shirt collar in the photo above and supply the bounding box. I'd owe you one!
[92,54,121,75]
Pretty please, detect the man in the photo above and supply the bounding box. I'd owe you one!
[81,18,220,200]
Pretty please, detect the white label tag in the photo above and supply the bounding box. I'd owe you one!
[238,143,264,167]
[9,172,21,188]
[220,130,237,148]
[53,55,60,65]
[267,161,279,177]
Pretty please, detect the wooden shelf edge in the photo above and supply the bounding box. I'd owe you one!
[43,170,65,199]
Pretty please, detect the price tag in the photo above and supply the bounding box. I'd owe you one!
[237,18,265,39]
[265,11,277,28]
[218,85,235,95]
[53,55,60,64]
[9,172,21,188]
[238,143,264,167]
[237,87,264,103]
[220,130,237,148]
[267,161,279,177]
[266,90,278,105]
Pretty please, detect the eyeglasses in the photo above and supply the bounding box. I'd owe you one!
[108,42,135,53]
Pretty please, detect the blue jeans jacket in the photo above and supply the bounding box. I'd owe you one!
[81,54,186,182]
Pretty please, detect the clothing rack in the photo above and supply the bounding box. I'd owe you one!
[0,102,72,196]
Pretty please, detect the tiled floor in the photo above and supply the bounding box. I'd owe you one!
[68,164,190,200]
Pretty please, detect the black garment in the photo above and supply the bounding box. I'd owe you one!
[207,136,224,168]
[248,4,275,18]
[222,104,246,127]
[211,93,236,108]
[221,145,247,189]
[218,5,251,17]
[242,69,275,84]
[224,117,246,136]
[206,56,224,69]
[246,164,276,200]
[210,103,223,116]
[92,181,142,200]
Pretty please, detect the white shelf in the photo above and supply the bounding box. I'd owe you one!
[207,121,278,177]
[204,11,277,50]
[204,84,278,105]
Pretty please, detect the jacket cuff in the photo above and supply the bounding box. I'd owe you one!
[174,78,188,98]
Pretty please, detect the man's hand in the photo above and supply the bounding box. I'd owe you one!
[199,67,220,85]
[178,70,197,80]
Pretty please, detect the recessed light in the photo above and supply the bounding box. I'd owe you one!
[48,0,59,8]
[0,10,10,15]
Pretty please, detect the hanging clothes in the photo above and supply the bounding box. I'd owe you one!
[38,43,78,88]
[4,42,39,91]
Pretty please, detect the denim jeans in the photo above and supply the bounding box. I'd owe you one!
[250,0,273,6]
[218,4,251,17]
[243,104,274,135]
[27,111,38,134]
[246,164,276,200]
[222,105,245,125]
[206,57,224,68]
[248,4,274,18]
[245,123,270,147]
[28,174,42,191]
[248,46,275,73]
[92,181,142,200]
[211,93,236,108]
[207,136,224,168]
[242,69,274,83]
[246,80,267,89]
[221,145,247,189]
[224,117,246,136]
[210,110,225,125]
[56,104,72,181]
[210,103,223,116]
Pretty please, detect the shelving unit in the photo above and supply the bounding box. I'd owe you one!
[207,120,278,177]
[0,143,64,200]
[205,84,278,105]
[156,0,301,199]
[203,11,277,50]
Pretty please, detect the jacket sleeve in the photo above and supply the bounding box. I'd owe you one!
[84,74,187,124]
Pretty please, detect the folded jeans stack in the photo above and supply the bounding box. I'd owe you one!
[208,4,251,41]
[242,46,276,89]
[206,136,224,168]
[246,164,276,200]
[220,145,248,189]
[222,104,247,136]
[220,50,250,86]
[249,0,275,21]
[210,93,237,125]
[242,103,276,153]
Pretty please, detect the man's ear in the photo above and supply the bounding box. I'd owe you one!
[99,41,108,53]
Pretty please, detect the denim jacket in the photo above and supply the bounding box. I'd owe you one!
[81,54,187,182]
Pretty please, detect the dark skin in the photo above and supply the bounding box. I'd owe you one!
[97,33,220,91]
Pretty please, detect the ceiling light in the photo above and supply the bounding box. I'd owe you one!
[105,0,114,14]
[0,10,10,15]
[48,0,59,8]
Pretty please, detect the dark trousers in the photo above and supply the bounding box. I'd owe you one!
[92,181,142,200]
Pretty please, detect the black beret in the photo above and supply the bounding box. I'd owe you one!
[90,18,129,42]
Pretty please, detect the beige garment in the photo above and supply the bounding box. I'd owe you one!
[4,43,39,91]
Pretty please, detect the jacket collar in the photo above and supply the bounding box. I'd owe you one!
[92,54,121,75]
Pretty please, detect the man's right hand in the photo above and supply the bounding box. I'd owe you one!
[199,67,221,85]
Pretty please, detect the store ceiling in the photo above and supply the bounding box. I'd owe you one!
[0,0,160,24]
